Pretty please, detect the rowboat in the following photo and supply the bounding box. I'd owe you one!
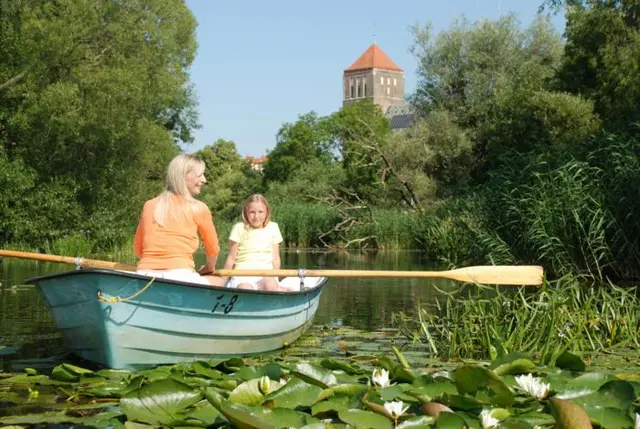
[26,268,327,370]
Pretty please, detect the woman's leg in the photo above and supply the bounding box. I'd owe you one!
[203,275,227,286]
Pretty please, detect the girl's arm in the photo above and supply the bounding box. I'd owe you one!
[272,243,281,270]
[224,241,239,270]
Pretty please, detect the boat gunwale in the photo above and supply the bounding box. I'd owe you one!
[26,268,328,296]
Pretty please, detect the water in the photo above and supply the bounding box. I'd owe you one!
[0,250,455,369]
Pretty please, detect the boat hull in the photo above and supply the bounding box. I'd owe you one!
[28,269,326,369]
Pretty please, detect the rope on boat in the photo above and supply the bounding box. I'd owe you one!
[97,277,155,303]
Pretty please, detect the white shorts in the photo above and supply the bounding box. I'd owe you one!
[226,276,263,290]
[136,269,210,286]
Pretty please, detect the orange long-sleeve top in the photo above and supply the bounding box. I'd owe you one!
[133,194,220,270]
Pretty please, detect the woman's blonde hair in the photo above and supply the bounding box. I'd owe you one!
[242,194,271,228]
[154,154,206,226]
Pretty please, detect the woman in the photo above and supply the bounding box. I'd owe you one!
[133,153,225,286]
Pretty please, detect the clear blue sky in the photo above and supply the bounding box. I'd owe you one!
[184,0,564,157]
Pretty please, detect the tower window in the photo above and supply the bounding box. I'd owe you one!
[393,78,397,86]
[387,77,390,85]
[350,78,354,99]
[363,79,367,97]
[387,86,390,95]
[380,76,384,85]
[356,78,361,98]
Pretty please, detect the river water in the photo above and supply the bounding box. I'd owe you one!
[0,250,455,370]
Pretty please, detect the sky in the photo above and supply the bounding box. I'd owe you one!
[183,0,565,157]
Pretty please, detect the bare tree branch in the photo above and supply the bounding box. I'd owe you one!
[0,69,28,91]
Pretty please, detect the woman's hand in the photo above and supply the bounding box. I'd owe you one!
[198,256,217,275]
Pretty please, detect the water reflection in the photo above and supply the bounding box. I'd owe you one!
[0,250,453,364]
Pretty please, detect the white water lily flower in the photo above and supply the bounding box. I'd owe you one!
[372,368,391,387]
[480,409,500,429]
[384,401,409,419]
[635,412,639,429]
[515,373,550,400]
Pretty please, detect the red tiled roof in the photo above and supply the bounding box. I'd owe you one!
[246,155,267,164]
[345,44,403,72]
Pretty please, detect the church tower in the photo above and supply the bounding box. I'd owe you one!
[343,44,405,114]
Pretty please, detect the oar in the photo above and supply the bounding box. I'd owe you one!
[0,249,137,271]
[214,266,544,286]
[0,249,544,286]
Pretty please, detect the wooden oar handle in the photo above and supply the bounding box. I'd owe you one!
[0,249,137,271]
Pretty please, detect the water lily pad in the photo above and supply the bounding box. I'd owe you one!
[396,415,435,428]
[581,380,635,409]
[555,351,586,372]
[406,381,458,404]
[175,399,220,426]
[51,363,96,382]
[120,378,202,426]
[234,363,282,382]
[338,409,393,429]
[452,365,514,406]
[314,383,368,403]
[228,378,270,406]
[259,406,321,428]
[191,361,226,379]
[262,378,322,409]
[320,358,362,375]
[579,405,634,429]
[434,411,467,428]
[490,352,536,376]
[549,397,593,429]
[0,410,121,428]
[216,401,275,429]
[379,384,406,401]
[291,363,338,388]
[311,395,351,416]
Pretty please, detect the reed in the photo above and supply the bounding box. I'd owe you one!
[393,276,640,360]
[42,233,96,257]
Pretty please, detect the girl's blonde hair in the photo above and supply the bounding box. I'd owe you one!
[242,194,271,228]
[154,154,206,226]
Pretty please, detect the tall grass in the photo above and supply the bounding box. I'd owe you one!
[393,276,640,360]
[413,131,640,281]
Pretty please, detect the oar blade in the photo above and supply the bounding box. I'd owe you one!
[450,265,544,286]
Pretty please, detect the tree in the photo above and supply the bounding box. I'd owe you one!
[548,0,640,129]
[262,112,334,184]
[409,13,602,179]
[326,100,391,202]
[196,139,262,220]
[0,0,199,246]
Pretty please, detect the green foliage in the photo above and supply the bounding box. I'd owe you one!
[262,112,334,184]
[484,90,601,169]
[411,13,563,125]
[267,158,345,203]
[327,100,392,201]
[554,0,640,129]
[386,112,473,201]
[196,139,263,220]
[0,0,197,249]
[0,148,83,246]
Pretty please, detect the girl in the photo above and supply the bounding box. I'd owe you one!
[223,194,289,291]
[133,154,226,286]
